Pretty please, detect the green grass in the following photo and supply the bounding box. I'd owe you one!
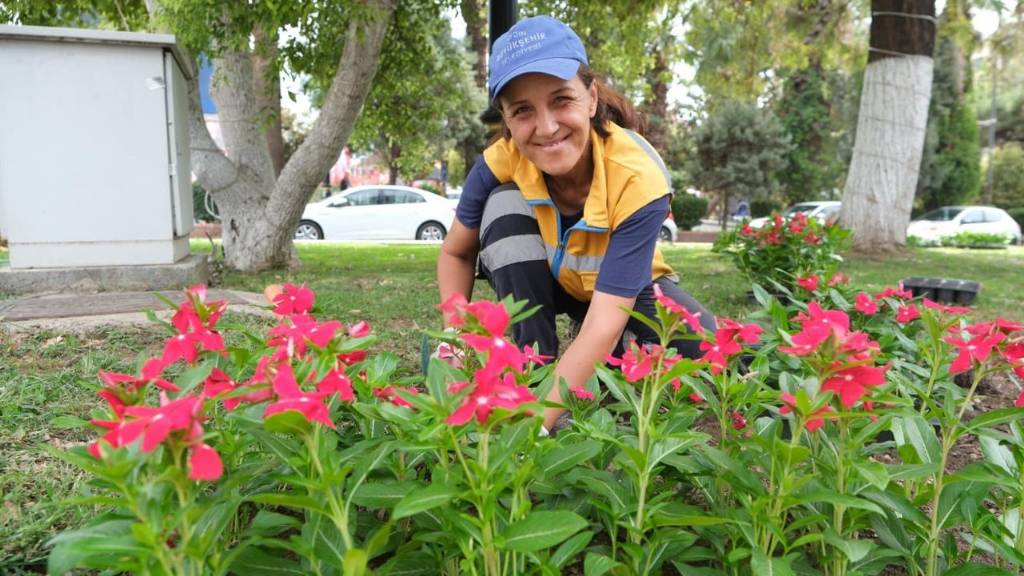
[0,241,1021,570]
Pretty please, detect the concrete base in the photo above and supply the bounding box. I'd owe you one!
[0,253,209,295]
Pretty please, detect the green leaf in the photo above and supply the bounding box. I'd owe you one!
[343,548,369,576]
[229,546,306,575]
[539,440,601,476]
[967,408,1024,433]
[979,435,1018,475]
[247,493,327,514]
[750,549,794,576]
[791,490,885,515]
[263,410,312,435]
[175,360,215,396]
[349,481,419,509]
[392,483,461,519]
[247,510,301,537]
[853,460,890,491]
[500,510,588,552]
[550,531,593,569]
[379,552,438,575]
[943,563,1016,576]
[648,434,706,475]
[583,552,617,576]
[49,415,89,429]
[823,529,874,562]
[897,414,940,464]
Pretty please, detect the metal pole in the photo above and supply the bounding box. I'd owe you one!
[481,0,517,125]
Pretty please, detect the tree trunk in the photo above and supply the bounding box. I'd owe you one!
[253,25,285,177]
[188,0,396,271]
[840,0,936,252]
[460,0,488,89]
[644,47,670,154]
[388,141,401,185]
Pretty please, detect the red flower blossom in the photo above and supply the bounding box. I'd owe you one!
[740,224,755,236]
[828,272,849,287]
[854,292,878,316]
[272,283,315,316]
[347,320,371,338]
[763,232,782,245]
[446,368,535,426]
[896,304,920,324]
[263,364,335,428]
[337,350,367,366]
[779,392,834,433]
[821,364,889,408]
[607,342,655,382]
[437,292,469,327]
[653,283,705,334]
[804,231,821,245]
[523,344,553,366]
[874,285,913,301]
[121,395,205,452]
[797,275,820,292]
[731,411,747,430]
[461,333,525,374]
[570,384,595,401]
[779,302,852,357]
[374,386,418,408]
[944,332,1006,373]
[698,334,742,374]
[316,368,355,403]
[922,298,971,316]
[202,368,240,409]
[466,301,510,337]
[188,443,223,481]
[161,329,224,365]
[1015,388,1024,408]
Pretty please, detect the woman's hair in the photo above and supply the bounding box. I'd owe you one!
[493,65,645,142]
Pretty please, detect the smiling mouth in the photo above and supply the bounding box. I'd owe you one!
[535,135,569,149]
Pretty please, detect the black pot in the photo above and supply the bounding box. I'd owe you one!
[901,277,980,305]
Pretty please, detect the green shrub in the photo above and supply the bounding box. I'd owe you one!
[992,143,1024,209]
[1008,207,1024,230]
[713,212,851,293]
[750,198,782,218]
[671,193,708,230]
[940,230,1011,249]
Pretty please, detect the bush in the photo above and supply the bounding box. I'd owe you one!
[940,230,1011,249]
[1008,207,1024,231]
[750,197,782,218]
[713,212,851,294]
[992,143,1024,209]
[671,193,708,230]
[192,184,218,223]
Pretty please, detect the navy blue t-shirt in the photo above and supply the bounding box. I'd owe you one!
[457,157,669,298]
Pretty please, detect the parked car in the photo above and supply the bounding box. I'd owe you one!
[295,185,455,241]
[660,215,677,242]
[907,205,1022,245]
[445,186,463,208]
[747,201,842,229]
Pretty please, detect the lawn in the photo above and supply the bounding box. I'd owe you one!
[0,241,1021,571]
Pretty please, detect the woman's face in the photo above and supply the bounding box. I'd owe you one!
[498,73,598,178]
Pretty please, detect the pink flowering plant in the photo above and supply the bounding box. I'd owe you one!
[714,211,852,295]
[49,277,1024,575]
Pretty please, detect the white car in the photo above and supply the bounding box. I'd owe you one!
[907,205,1022,245]
[660,216,677,242]
[295,185,455,241]
[748,201,842,229]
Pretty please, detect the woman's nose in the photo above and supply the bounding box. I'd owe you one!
[535,107,558,137]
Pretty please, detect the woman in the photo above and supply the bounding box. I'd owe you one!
[437,15,717,433]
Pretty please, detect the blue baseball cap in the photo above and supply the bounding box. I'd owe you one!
[488,15,589,101]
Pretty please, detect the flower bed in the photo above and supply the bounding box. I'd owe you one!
[51,278,1024,576]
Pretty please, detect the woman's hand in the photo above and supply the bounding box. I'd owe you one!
[263,284,283,304]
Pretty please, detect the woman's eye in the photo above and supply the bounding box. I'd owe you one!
[513,106,530,116]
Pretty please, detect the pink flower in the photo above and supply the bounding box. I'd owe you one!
[741,224,755,236]
[653,284,705,334]
[466,301,510,337]
[896,304,920,324]
[374,386,418,408]
[120,396,205,452]
[606,343,655,382]
[523,344,553,366]
[821,364,889,408]
[570,384,595,401]
[854,292,878,316]
[804,231,821,245]
[188,443,223,481]
[316,368,355,403]
[348,320,371,338]
[797,275,819,292]
[778,303,851,356]
[779,392,834,433]
[272,283,315,316]
[202,368,240,409]
[263,364,335,428]
[944,332,1006,373]
[161,328,224,365]
[874,285,913,301]
[698,334,742,374]
[717,319,764,345]
[922,298,971,316]
[828,272,849,287]
[446,369,535,426]
[731,411,747,430]
[461,333,525,374]
[437,293,469,327]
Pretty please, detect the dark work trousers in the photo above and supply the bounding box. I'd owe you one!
[477,184,717,360]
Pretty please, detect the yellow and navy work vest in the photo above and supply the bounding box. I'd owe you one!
[482,121,676,301]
